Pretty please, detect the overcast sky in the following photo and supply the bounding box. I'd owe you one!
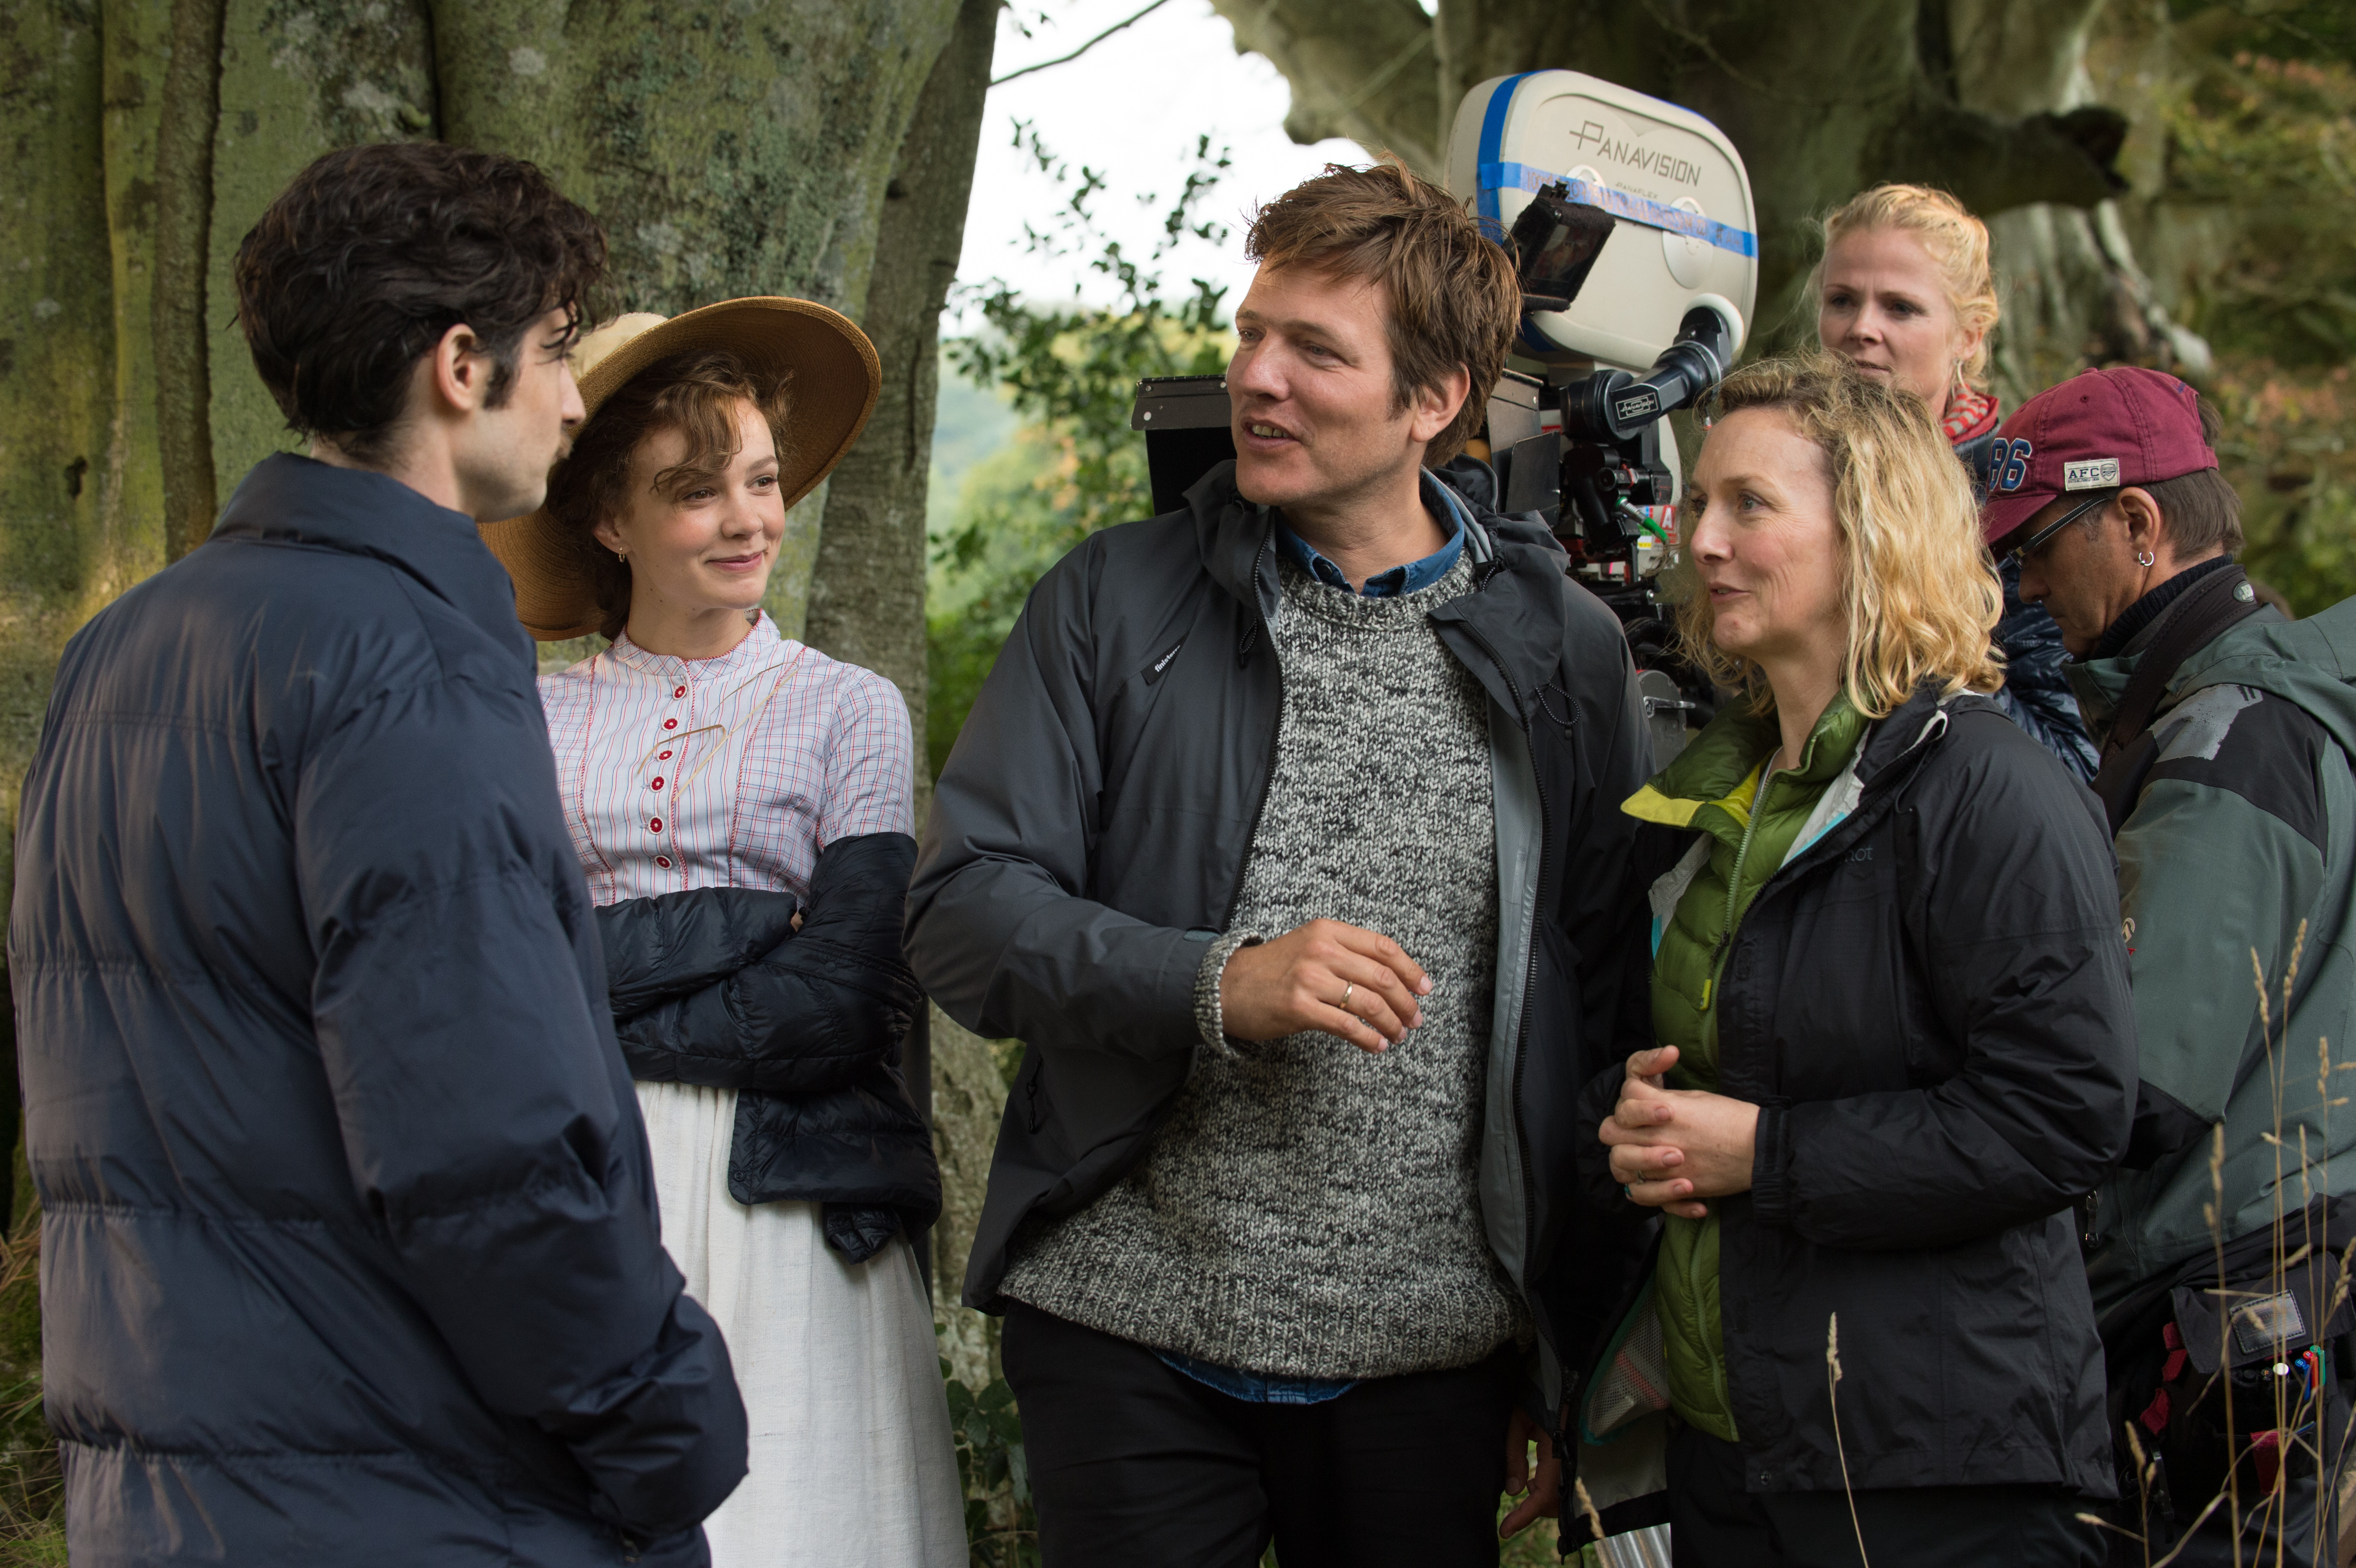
[952,0,1368,322]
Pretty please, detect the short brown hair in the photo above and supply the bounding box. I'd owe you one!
[544,349,795,639]
[2145,394,2243,555]
[235,142,607,464]
[1244,162,1518,465]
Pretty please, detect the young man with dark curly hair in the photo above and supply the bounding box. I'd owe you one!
[9,143,747,1567]
[908,162,1653,1568]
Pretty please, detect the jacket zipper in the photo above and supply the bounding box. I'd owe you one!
[1702,766,1770,1013]
[1451,617,1549,1288]
[1687,768,1768,1430]
[1219,530,1283,929]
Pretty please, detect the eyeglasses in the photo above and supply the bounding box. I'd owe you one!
[2004,489,2118,561]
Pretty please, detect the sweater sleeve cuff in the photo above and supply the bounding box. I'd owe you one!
[1193,930,1265,1055]
[1750,1098,1793,1229]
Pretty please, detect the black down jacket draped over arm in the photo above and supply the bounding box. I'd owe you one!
[596,831,938,1259]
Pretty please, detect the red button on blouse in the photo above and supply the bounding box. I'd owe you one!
[664,719,677,730]
[655,856,673,870]
[673,685,687,698]
[650,777,665,791]
[648,817,663,834]
[659,750,672,760]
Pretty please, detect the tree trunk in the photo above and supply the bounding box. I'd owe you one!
[6,0,967,817]
[790,0,1002,1384]
[806,0,995,817]
[927,1007,1009,1389]
[1,0,984,1415]
[152,0,225,564]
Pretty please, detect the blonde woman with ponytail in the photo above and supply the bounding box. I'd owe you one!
[1586,356,2129,1567]
[1814,182,2099,781]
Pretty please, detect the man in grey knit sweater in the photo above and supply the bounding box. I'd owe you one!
[908,164,1653,1568]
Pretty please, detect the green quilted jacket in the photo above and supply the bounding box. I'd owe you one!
[1624,694,1868,1439]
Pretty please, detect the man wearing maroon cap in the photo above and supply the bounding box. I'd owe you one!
[1987,365,2356,1564]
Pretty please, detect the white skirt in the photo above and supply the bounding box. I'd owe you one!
[638,1082,965,1568]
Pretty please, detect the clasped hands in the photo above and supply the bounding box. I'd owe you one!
[1599,1045,1760,1220]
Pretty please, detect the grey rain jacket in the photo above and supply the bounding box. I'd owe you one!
[906,461,1655,1409]
[10,455,746,1567]
[2073,593,2356,1311]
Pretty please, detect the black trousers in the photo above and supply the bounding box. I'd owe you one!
[1001,1302,1520,1568]
[1666,1426,2105,1568]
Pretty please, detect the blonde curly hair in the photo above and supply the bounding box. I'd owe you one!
[1675,354,2004,719]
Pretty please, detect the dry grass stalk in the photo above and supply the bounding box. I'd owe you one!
[1825,1314,1869,1568]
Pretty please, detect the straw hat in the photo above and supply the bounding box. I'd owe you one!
[480,296,882,640]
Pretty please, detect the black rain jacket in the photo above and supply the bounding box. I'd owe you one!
[906,461,1655,1411]
[10,455,746,1567]
[1576,688,2136,1497]
[596,831,938,1258]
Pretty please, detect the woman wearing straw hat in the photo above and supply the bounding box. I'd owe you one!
[484,299,963,1567]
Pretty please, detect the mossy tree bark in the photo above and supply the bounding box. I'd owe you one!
[789,0,1003,1385]
[1,0,991,1393]
[1206,0,2204,387]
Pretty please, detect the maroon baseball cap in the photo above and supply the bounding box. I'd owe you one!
[1981,366,2219,552]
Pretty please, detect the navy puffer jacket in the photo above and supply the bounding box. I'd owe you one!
[10,455,746,1567]
[596,832,938,1258]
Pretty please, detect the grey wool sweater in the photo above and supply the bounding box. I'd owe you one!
[997,552,1526,1379]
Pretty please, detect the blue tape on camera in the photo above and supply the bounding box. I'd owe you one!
[1478,160,1758,258]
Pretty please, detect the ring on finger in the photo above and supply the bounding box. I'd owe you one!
[1339,982,1355,1015]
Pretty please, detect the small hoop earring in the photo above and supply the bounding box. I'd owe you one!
[613,549,626,563]
[2136,550,2156,567]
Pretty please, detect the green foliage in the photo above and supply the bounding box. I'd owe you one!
[2216,363,2356,614]
[2151,46,2356,611]
[943,1363,1036,1568]
[924,127,1235,780]
[2165,52,2356,364]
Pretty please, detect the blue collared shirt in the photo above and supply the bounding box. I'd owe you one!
[1274,472,1467,597]
[1156,1349,1358,1405]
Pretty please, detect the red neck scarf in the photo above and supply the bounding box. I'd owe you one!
[1942,385,2000,446]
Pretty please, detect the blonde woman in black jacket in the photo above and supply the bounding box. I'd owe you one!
[1584,356,2134,1567]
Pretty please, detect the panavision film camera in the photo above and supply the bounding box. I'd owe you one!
[1132,71,1758,760]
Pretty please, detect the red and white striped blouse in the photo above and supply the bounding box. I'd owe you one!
[537,611,913,907]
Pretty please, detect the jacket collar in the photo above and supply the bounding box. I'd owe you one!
[1624,695,1865,838]
[1852,681,1973,792]
[610,611,785,683]
[1188,459,1502,625]
[211,453,531,654]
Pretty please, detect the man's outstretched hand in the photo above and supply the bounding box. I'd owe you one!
[1218,918,1429,1054]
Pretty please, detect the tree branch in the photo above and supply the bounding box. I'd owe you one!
[1206,0,1440,174]
[992,0,1171,87]
[1873,97,2130,216]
